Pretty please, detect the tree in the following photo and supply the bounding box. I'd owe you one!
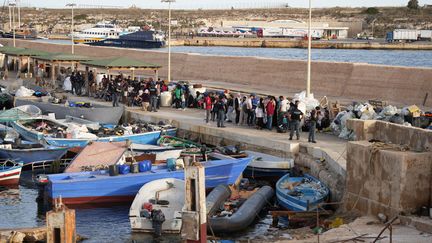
[407,0,419,9]
[364,7,379,15]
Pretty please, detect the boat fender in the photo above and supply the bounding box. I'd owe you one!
[151,209,166,237]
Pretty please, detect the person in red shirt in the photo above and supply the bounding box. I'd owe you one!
[266,96,276,131]
[204,93,212,124]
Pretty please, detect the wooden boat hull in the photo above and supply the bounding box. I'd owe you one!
[244,150,294,178]
[0,146,68,164]
[0,166,22,186]
[45,157,251,205]
[11,118,67,142]
[44,129,177,148]
[276,174,329,211]
[15,97,124,125]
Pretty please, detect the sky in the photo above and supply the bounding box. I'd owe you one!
[13,0,432,9]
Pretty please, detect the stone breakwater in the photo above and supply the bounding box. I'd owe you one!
[2,39,432,107]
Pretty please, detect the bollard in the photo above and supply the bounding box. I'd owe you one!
[181,157,207,243]
[46,197,76,243]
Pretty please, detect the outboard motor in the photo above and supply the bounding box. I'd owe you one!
[151,209,166,237]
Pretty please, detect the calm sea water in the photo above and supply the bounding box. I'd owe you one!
[32,39,432,68]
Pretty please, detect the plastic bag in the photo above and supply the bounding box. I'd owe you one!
[293,91,320,112]
[15,86,34,97]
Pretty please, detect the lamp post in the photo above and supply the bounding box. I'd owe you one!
[161,0,175,83]
[17,0,20,28]
[8,3,12,31]
[9,2,16,47]
[66,3,76,54]
[306,0,312,98]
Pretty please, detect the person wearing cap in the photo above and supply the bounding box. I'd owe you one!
[141,89,150,111]
[204,93,212,124]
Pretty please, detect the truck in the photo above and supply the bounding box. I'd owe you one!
[386,29,419,42]
[419,30,432,41]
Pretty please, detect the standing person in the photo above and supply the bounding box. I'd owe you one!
[251,94,258,125]
[148,79,158,112]
[109,80,120,107]
[308,107,320,143]
[204,93,212,124]
[278,96,289,125]
[289,101,304,140]
[234,93,241,125]
[266,96,276,131]
[215,96,226,128]
[255,98,265,130]
[70,72,77,95]
[141,89,150,111]
[174,84,183,109]
[246,95,253,126]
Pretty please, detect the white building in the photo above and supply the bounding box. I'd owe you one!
[221,20,350,39]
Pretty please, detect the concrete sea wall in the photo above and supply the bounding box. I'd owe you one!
[2,39,432,106]
[179,38,432,50]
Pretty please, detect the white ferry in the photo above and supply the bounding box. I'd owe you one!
[73,21,133,44]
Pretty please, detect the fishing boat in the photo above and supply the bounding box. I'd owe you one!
[0,161,23,186]
[243,150,294,178]
[0,144,68,164]
[45,157,252,205]
[158,136,212,158]
[15,97,124,125]
[129,178,184,234]
[276,173,329,211]
[11,117,68,142]
[44,127,177,148]
[130,144,183,162]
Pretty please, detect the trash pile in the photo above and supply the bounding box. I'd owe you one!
[22,119,67,136]
[331,102,432,140]
[87,122,175,138]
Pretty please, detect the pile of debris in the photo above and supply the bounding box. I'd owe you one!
[331,102,432,140]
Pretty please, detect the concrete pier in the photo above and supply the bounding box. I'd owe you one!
[126,107,348,201]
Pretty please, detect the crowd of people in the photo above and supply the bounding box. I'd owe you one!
[55,69,331,143]
[200,91,331,143]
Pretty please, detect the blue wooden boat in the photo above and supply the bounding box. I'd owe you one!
[12,117,177,147]
[276,173,329,211]
[45,157,251,205]
[0,144,68,164]
[11,118,68,142]
[243,150,294,178]
[44,128,177,148]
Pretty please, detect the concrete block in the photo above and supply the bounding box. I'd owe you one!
[346,140,432,217]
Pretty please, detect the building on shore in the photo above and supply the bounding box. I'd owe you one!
[214,20,357,39]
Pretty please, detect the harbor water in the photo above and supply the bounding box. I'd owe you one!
[32,39,432,68]
[0,172,284,242]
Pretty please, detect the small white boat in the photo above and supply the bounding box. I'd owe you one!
[130,144,183,162]
[243,150,294,178]
[129,178,184,234]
